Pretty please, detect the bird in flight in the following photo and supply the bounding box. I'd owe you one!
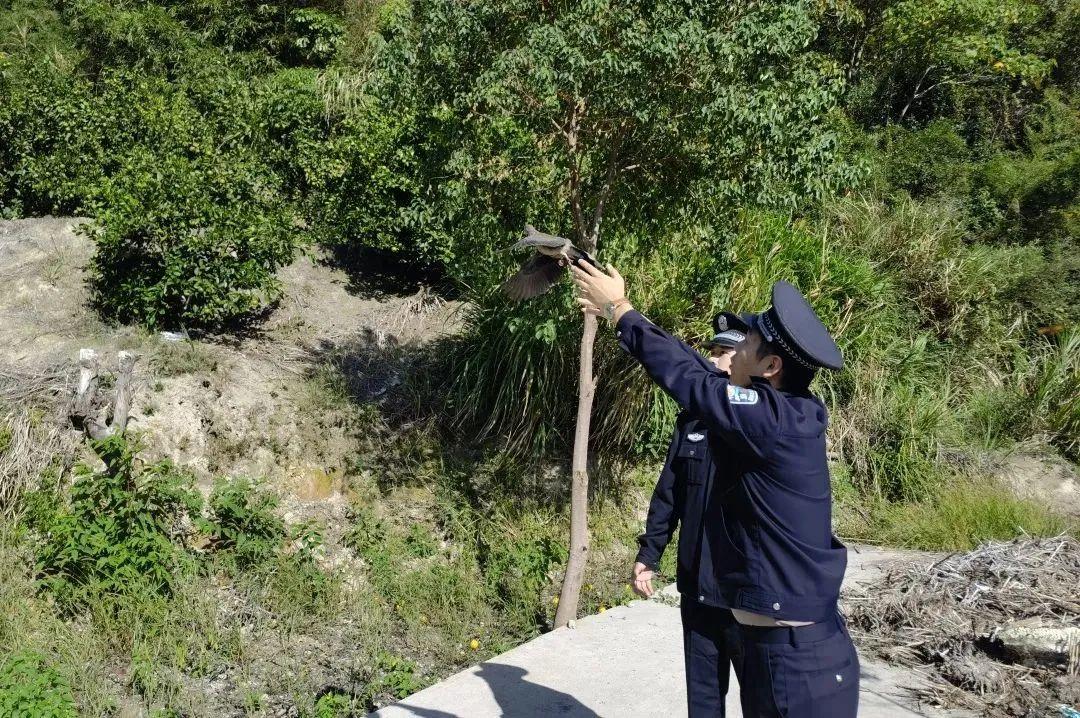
[501,225,599,301]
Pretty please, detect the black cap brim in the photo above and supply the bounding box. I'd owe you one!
[754,282,843,371]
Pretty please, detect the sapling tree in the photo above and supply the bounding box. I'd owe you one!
[397,0,858,625]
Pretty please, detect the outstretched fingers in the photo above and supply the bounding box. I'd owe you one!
[571,259,603,278]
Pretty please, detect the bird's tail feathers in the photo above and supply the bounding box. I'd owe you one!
[575,249,600,268]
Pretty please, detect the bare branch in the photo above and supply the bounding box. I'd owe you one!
[565,97,589,244]
[585,124,627,252]
[70,348,99,423]
[900,65,937,121]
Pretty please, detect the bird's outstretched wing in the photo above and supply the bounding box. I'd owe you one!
[501,253,564,301]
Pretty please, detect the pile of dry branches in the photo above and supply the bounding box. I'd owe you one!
[0,363,79,513]
[844,536,1080,716]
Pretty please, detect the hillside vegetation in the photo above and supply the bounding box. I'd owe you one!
[0,0,1078,715]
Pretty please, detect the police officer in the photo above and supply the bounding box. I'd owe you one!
[631,311,752,717]
[572,261,859,718]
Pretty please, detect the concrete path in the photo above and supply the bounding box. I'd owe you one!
[371,546,971,718]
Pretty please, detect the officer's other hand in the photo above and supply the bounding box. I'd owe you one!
[631,561,655,598]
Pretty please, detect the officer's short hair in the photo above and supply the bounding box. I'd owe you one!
[752,328,817,393]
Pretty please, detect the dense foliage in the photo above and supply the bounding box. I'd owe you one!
[28,436,202,612]
[1,1,1077,713]
[1,0,1076,485]
[0,651,77,718]
[0,0,343,327]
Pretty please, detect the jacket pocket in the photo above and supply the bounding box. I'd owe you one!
[677,436,706,484]
[677,439,705,460]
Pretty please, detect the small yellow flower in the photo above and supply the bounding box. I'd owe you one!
[993,61,1006,70]
[584,584,592,591]
[552,596,559,606]
[469,639,480,650]
[598,605,607,613]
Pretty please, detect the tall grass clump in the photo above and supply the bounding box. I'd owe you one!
[443,225,727,461]
[872,478,1070,550]
[445,210,892,463]
[967,330,1080,460]
[814,194,1077,547]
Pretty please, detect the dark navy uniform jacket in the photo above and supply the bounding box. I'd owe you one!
[619,310,847,623]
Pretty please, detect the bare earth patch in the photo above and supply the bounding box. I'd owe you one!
[997,452,1080,519]
[0,216,462,499]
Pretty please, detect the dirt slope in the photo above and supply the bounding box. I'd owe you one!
[0,217,462,498]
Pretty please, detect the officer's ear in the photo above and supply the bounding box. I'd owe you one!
[760,352,784,381]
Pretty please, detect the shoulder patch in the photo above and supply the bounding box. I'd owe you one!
[726,385,759,405]
[686,432,705,442]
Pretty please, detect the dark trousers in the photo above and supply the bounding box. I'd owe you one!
[681,599,860,718]
[680,597,738,717]
[730,612,861,718]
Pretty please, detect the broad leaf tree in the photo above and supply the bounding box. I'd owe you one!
[384,0,859,625]
[835,0,1055,124]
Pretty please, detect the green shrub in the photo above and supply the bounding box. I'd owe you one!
[968,330,1080,459]
[0,651,77,718]
[0,61,99,217]
[362,652,425,703]
[285,8,345,66]
[201,478,287,569]
[477,510,567,634]
[201,480,341,620]
[348,504,497,653]
[84,149,297,329]
[310,691,352,718]
[32,435,202,612]
[344,505,385,554]
[0,1,347,329]
[875,121,973,198]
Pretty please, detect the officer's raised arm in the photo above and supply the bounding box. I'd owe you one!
[571,261,780,458]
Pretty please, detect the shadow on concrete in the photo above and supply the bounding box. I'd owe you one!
[379,663,599,718]
[476,663,599,717]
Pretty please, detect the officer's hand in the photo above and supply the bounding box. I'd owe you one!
[631,561,655,598]
[571,261,627,315]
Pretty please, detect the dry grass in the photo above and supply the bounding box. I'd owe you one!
[0,363,80,514]
[843,535,1080,715]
